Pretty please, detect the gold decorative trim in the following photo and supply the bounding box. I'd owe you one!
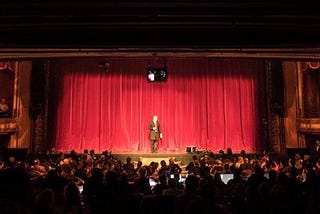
[0,118,17,134]
[297,118,320,133]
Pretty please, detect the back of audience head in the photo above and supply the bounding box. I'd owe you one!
[104,170,118,185]
[34,188,56,212]
[227,147,233,155]
[138,166,148,178]
[192,155,198,161]
[126,156,131,163]
[137,160,143,167]
[91,167,103,182]
[64,181,81,205]
[184,174,200,193]
[158,173,168,184]
[8,156,16,168]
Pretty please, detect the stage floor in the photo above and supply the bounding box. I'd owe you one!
[111,150,264,167]
[112,151,197,166]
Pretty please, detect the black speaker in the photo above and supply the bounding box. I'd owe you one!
[269,60,285,116]
[186,146,196,153]
[30,60,46,114]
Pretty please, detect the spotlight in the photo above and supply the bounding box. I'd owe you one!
[159,67,168,81]
[147,66,156,82]
[98,60,110,72]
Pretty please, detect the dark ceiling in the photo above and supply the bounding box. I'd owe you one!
[1,1,320,49]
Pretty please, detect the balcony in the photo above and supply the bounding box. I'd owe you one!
[0,118,17,134]
[297,118,320,134]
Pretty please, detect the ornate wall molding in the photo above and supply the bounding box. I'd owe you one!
[30,60,49,153]
[297,118,320,134]
[265,60,285,153]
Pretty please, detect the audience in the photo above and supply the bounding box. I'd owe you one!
[0,98,10,117]
[1,148,320,214]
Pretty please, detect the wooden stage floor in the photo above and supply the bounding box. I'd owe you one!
[111,149,266,167]
[112,151,199,166]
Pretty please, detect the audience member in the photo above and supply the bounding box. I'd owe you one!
[133,166,152,195]
[167,157,182,174]
[33,188,61,214]
[158,160,168,177]
[174,175,200,214]
[64,181,83,214]
[0,98,10,117]
[162,178,183,196]
[152,173,169,195]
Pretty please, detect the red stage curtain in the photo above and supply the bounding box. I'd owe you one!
[48,58,265,153]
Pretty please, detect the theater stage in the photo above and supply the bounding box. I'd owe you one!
[112,151,198,167]
[111,149,266,168]
[8,148,265,167]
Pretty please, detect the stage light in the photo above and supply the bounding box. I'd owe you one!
[148,73,155,81]
[159,67,168,82]
[147,66,168,82]
[98,59,110,72]
[147,66,156,82]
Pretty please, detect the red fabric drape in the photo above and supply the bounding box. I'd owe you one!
[0,61,15,71]
[301,61,320,71]
[48,58,265,153]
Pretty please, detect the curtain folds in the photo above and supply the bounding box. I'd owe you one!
[48,58,265,153]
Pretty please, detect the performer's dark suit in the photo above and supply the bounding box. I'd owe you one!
[148,120,161,153]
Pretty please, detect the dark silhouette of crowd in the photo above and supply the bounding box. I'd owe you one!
[0,147,320,214]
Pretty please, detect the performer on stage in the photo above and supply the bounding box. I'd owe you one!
[148,115,162,153]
